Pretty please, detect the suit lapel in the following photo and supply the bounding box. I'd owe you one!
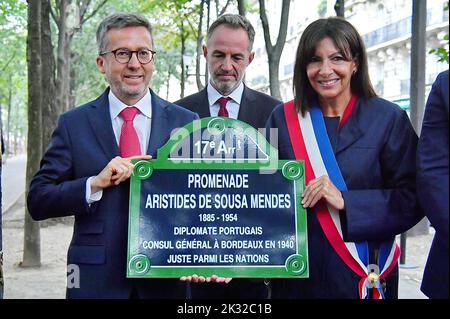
[196,88,211,117]
[87,88,120,159]
[147,90,170,157]
[237,86,257,126]
[335,100,364,155]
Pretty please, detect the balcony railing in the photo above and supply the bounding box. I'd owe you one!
[363,16,412,48]
[363,8,448,48]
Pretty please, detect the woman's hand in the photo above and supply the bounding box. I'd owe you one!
[302,175,345,210]
[180,274,232,284]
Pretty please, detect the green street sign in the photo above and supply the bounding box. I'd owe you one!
[127,118,308,278]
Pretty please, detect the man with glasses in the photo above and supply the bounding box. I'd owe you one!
[27,13,198,299]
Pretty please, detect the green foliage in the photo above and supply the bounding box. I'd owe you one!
[139,0,202,94]
[0,0,27,28]
[1,0,240,115]
[317,0,327,17]
[0,0,28,144]
[429,34,449,64]
[429,1,449,63]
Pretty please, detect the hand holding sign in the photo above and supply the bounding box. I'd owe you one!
[91,155,152,192]
[180,274,232,284]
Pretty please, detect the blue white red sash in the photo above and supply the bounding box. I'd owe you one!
[284,99,400,299]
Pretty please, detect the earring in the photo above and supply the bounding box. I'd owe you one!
[352,70,357,76]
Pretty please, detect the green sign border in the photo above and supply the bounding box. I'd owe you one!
[127,117,308,278]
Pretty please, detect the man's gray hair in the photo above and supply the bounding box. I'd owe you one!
[207,14,255,51]
[96,13,154,54]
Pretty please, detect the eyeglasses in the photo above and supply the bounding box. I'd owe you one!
[100,48,156,64]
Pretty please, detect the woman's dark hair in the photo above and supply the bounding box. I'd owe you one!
[293,17,376,114]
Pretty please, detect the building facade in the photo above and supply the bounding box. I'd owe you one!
[246,0,449,111]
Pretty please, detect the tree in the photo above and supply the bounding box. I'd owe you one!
[23,0,43,267]
[197,0,231,90]
[0,0,28,157]
[0,116,2,295]
[258,0,290,100]
[45,0,108,148]
[142,0,201,98]
[237,0,246,16]
[21,0,108,267]
[334,0,345,17]
[41,0,56,153]
[195,0,206,91]
[318,0,327,17]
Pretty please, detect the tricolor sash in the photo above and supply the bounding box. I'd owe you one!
[283,100,400,299]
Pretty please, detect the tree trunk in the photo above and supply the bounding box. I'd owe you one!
[334,0,345,17]
[259,0,291,100]
[0,156,2,298]
[205,0,210,85]
[23,0,42,268]
[13,128,18,155]
[6,79,12,155]
[69,52,76,108]
[196,0,205,91]
[41,0,57,152]
[166,69,171,100]
[0,96,2,297]
[55,0,73,115]
[238,0,246,16]
[0,101,3,140]
[180,23,186,99]
[215,0,219,17]
[6,79,12,156]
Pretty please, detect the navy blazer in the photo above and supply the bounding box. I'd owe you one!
[418,70,449,299]
[266,97,422,298]
[174,85,281,129]
[27,88,198,298]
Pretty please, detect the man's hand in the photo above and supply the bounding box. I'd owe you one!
[90,155,152,193]
[180,274,232,284]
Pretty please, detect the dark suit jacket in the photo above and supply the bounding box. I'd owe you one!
[418,70,449,299]
[27,88,198,299]
[174,85,281,129]
[266,97,422,298]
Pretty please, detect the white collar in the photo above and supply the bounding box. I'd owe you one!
[207,81,244,106]
[109,89,152,119]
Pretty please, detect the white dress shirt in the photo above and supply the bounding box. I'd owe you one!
[207,81,244,119]
[85,90,152,204]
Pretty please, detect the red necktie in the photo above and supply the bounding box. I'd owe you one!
[217,97,230,117]
[119,107,141,157]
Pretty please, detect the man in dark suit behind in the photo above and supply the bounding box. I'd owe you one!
[175,14,280,299]
[175,14,280,130]
[27,13,197,298]
[417,70,449,299]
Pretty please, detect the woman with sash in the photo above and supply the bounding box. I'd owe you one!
[266,17,422,299]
